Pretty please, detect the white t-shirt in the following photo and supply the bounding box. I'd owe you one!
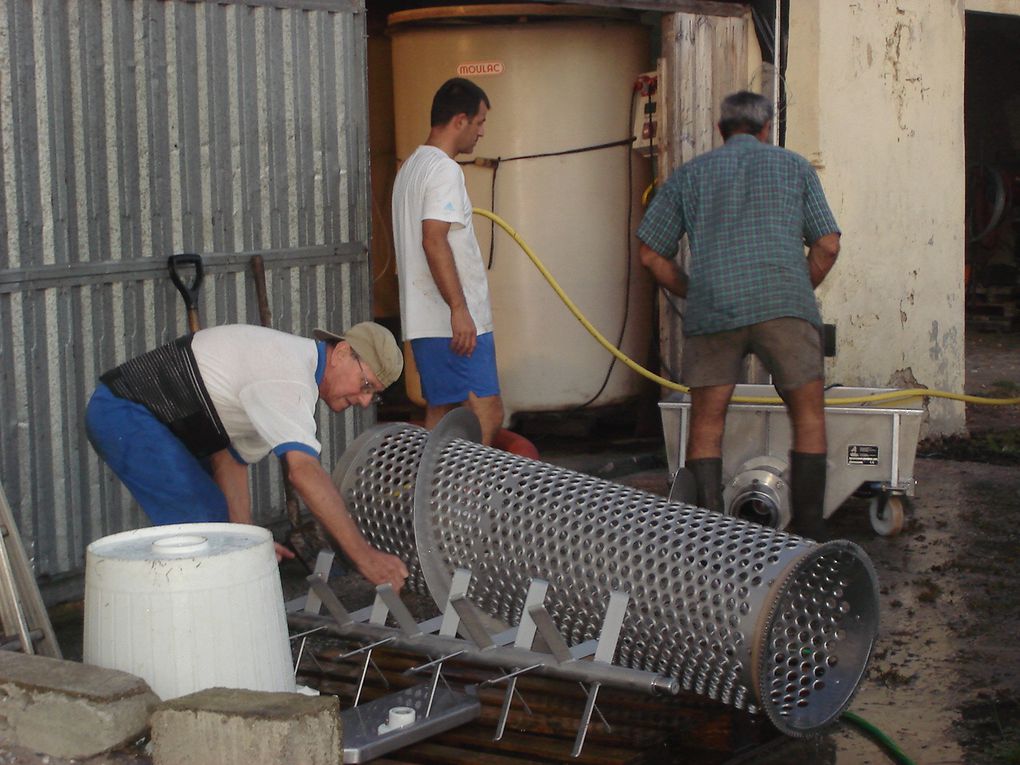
[391,145,494,340]
[191,325,322,463]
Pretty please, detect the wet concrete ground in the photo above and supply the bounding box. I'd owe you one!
[810,461,1020,765]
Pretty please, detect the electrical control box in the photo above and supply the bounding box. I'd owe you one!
[632,71,658,158]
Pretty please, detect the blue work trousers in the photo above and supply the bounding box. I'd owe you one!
[84,384,229,525]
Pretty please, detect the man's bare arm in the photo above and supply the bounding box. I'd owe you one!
[284,450,408,591]
[422,218,477,356]
[209,449,294,561]
[209,449,252,524]
[639,243,689,297]
[807,232,841,288]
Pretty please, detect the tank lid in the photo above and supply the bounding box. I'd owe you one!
[87,522,271,562]
[388,3,636,28]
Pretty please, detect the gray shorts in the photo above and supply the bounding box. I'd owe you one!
[681,317,823,391]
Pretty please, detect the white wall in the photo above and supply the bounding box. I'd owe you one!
[787,1,967,434]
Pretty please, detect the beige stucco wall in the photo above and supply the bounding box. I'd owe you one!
[786,1,967,435]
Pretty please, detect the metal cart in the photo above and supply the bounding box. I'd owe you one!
[659,385,926,536]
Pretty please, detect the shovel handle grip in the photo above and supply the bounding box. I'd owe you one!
[168,254,204,307]
[168,253,204,333]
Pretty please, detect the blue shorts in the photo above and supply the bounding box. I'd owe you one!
[411,332,501,406]
[85,384,231,525]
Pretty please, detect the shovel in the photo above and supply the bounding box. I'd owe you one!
[168,253,204,334]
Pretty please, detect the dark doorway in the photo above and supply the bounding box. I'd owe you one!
[965,11,1020,333]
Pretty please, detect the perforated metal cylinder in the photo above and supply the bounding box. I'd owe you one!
[332,423,430,594]
[333,413,880,736]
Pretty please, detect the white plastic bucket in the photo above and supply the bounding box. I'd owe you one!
[83,523,295,700]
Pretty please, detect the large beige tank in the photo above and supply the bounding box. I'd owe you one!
[390,4,653,421]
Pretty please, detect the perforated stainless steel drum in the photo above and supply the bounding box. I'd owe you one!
[333,412,880,736]
[332,423,430,594]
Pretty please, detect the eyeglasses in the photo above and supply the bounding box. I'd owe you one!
[354,355,384,405]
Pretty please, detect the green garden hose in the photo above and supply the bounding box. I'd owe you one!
[843,710,918,765]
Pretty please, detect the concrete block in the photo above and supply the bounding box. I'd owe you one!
[0,650,159,758]
[151,687,341,765]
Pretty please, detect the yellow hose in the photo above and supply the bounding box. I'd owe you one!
[474,207,1020,407]
[641,181,656,207]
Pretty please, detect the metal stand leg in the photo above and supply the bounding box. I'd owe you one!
[572,682,602,758]
[424,664,442,718]
[494,675,518,741]
[353,650,372,708]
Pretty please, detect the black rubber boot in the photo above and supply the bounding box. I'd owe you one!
[790,451,828,540]
[686,457,724,514]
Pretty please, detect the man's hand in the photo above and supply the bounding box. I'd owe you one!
[274,542,296,563]
[351,547,410,592]
[450,305,477,356]
[422,218,477,354]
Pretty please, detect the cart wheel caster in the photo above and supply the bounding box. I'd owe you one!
[869,495,906,536]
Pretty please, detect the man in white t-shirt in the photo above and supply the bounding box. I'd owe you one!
[392,77,504,445]
[85,322,409,591]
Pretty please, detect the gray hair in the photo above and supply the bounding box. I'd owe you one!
[718,91,774,138]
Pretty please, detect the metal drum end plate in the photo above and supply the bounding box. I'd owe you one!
[755,539,880,736]
[413,409,484,607]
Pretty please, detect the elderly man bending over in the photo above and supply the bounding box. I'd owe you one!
[85,321,409,591]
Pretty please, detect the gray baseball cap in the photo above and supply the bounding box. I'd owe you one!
[312,322,403,388]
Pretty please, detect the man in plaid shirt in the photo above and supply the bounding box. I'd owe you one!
[637,91,841,539]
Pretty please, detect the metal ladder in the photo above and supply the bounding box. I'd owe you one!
[0,482,61,657]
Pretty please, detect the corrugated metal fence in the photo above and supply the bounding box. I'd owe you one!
[0,0,371,593]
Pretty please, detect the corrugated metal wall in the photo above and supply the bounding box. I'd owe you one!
[0,0,371,591]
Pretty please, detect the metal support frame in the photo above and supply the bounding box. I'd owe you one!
[288,563,679,760]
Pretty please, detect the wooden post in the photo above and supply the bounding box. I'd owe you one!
[656,8,761,385]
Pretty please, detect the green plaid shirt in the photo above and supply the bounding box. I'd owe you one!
[637,135,839,336]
